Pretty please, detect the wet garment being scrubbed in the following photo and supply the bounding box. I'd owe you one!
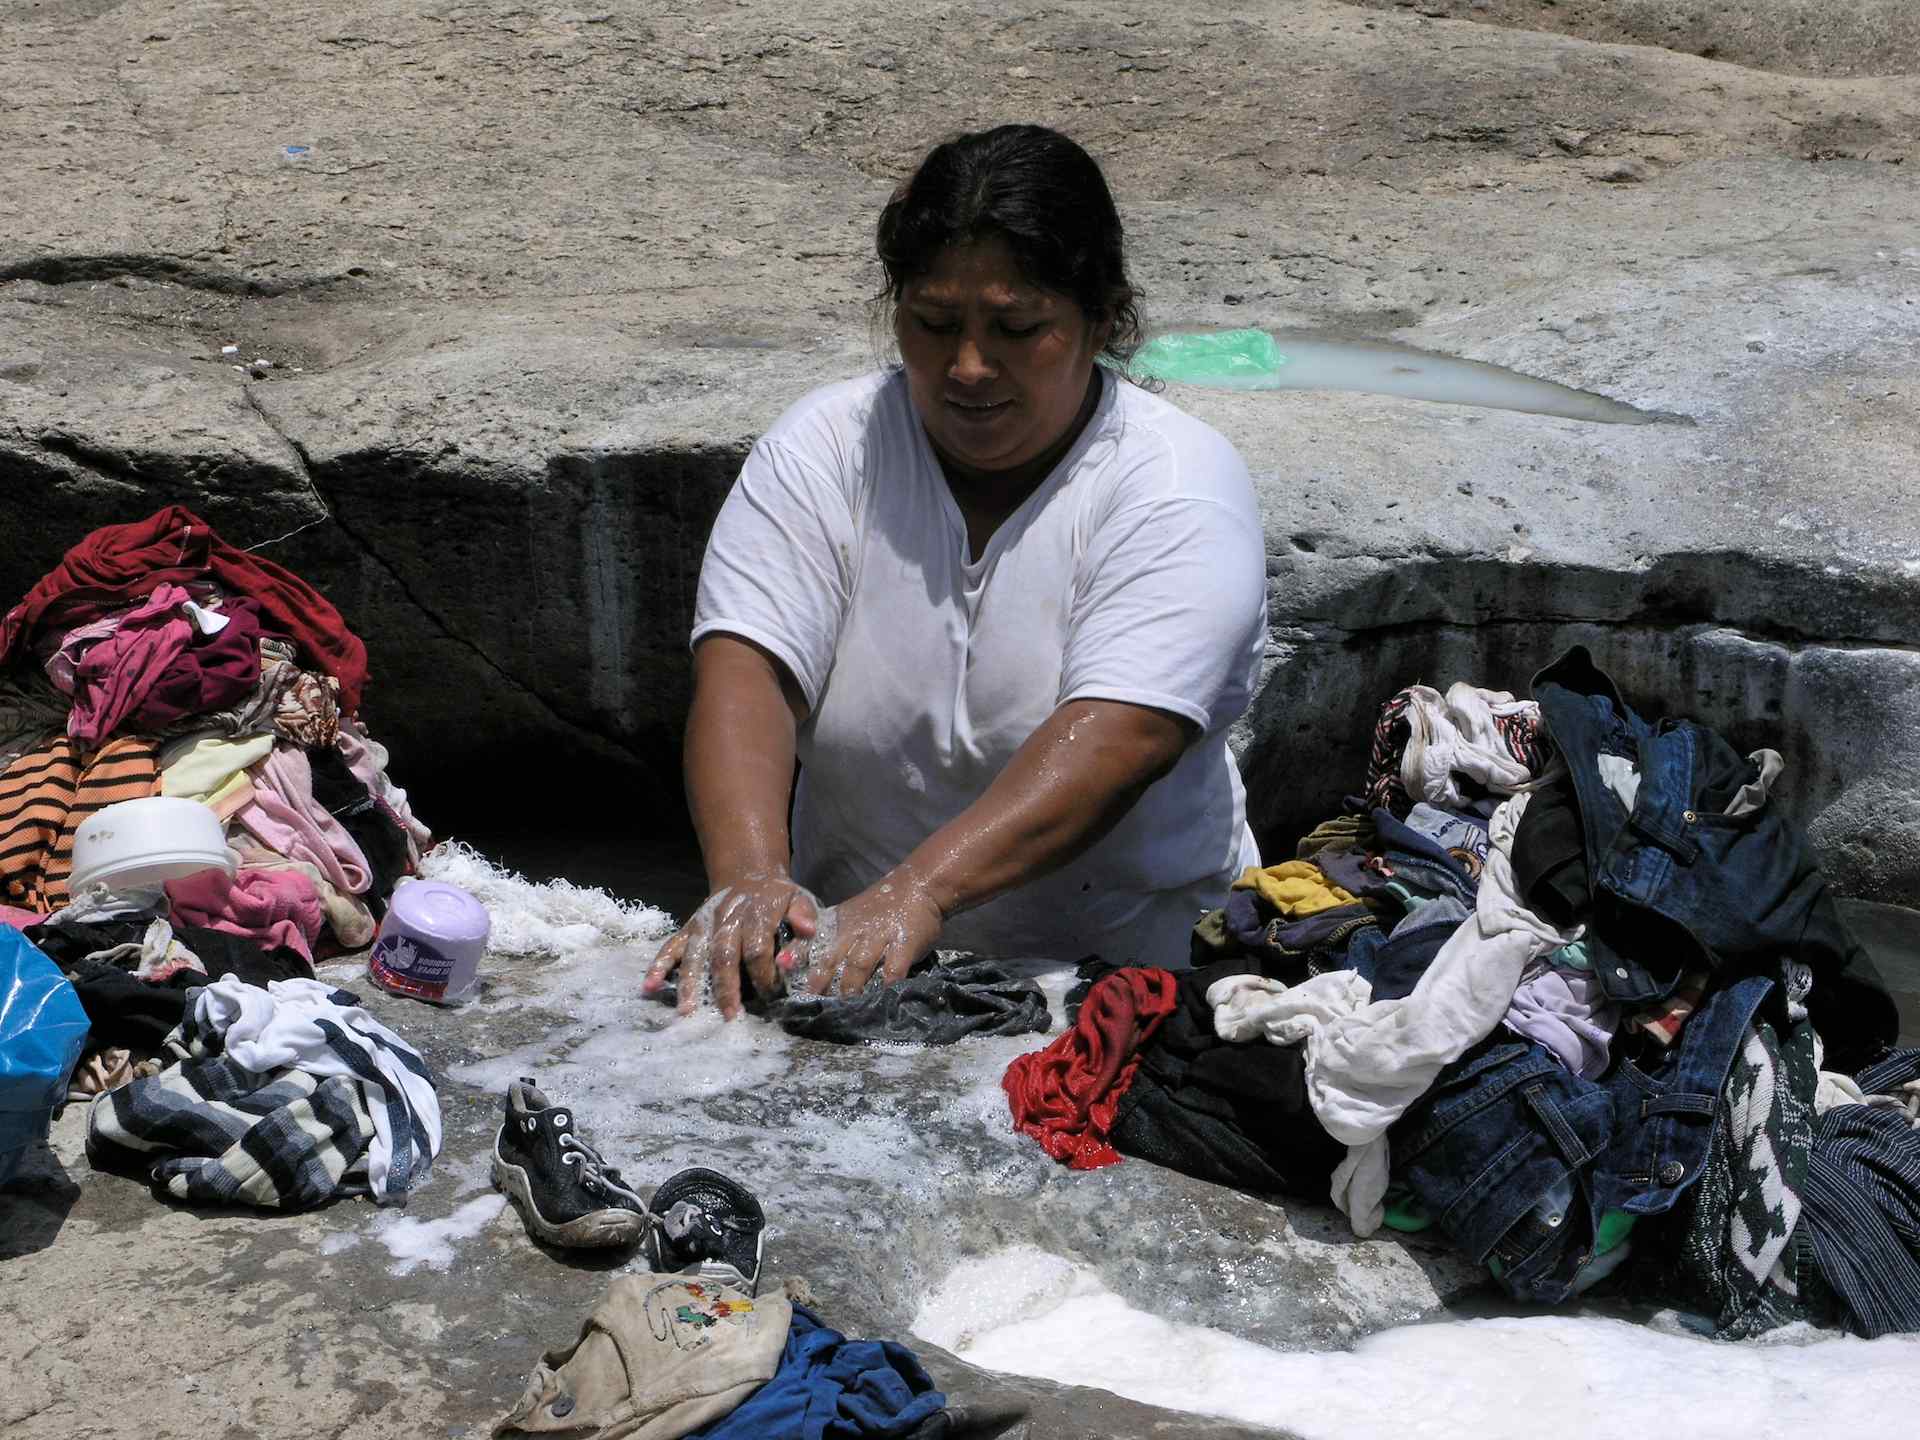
[769,954,1048,1046]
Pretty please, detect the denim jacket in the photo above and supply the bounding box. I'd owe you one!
[1530,646,1894,1071]
[1391,974,1773,1305]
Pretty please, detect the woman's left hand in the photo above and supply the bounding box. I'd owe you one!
[792,871,946,997]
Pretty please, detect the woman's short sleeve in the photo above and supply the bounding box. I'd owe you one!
[691,438,855,710]
[1059,484,1268,737]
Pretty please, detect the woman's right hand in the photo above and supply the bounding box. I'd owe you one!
[642,873,820,1020]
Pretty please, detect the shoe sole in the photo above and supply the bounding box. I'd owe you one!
[491,1146,648,1250]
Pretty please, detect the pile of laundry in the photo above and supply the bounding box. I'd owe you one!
[0,505,440,1202]
[1005,646,1920,1340]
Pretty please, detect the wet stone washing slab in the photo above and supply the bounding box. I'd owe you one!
[8,894,1920,1438]
[0,935,1479,1440]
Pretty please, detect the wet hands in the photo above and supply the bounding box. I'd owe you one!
[642,873,820,1019]
[791,871,945,999]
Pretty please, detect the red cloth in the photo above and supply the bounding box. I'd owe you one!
[0,506,368,713]
[1002,967,1178,1171]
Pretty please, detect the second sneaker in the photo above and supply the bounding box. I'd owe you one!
[642,1166,767,1294]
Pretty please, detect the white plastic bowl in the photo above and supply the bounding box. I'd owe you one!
[68,796,234,895]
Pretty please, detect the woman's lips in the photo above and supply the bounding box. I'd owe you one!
[945,396,1012,422]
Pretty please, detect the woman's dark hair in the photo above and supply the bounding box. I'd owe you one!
[875,124,1145,374]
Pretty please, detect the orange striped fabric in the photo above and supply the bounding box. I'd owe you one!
[0,734,160,911]
[0,736,77,910]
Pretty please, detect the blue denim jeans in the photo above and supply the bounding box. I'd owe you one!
[1531,646,1894,1072]
[1391,975,1773,1304]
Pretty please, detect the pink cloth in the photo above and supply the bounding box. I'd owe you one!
[0,904,44,930]
[166,866,326,964]
[235,742,372,896]
[47,585,197,745]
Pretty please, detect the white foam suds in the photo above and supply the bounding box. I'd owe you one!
[362,1193,508,1276]
[419,841,677,957]
[915,1250,1920,1440]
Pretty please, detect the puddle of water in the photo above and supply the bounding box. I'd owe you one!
[1131,328,1677,425]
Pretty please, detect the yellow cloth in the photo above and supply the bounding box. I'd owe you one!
[160,732,274,801]
[1232,860,1356,917]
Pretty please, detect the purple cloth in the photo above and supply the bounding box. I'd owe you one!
[1503,964,1620,1079]
[128,599,264,731]
[235,743,372,896]
[46,585,196,744]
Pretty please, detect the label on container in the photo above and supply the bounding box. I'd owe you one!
[369,932,460,1001]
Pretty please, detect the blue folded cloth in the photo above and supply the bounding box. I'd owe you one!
[690,1304,946,1439]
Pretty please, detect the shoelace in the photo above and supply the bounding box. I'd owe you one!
[558,1131,644,1206]
[658,1198,733,1254]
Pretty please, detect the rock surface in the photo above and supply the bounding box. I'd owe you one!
[0,939,1481,1440]
[1334,0,1920,78]
[1,0,1917,877]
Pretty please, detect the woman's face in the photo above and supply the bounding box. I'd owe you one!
[895,234,1111,478]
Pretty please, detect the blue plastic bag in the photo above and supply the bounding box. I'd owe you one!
[0,924,90,1185]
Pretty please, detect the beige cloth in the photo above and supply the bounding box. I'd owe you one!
[160,732,275,802]
[495,1274,792,1440]
[67,1047,164,1100]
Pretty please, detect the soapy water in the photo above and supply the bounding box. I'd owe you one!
[322,1193,508,1276]
[419,841,676,957]
[447,940,1068,1211]
[423,853,1920,1431]
[1130,327,1678,425]
[915,1249,1920,1440]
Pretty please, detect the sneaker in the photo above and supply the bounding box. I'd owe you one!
[492,1078,649,1248]
[642,1167,767,1294]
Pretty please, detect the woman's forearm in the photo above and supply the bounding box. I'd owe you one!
[893,699,1192,920]
[683,635,807,891]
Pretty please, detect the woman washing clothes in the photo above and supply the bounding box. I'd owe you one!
[645,124,1269,1018]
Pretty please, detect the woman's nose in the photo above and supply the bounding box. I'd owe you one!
[948,334,995,385]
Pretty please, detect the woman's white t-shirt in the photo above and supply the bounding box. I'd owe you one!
[691,367,1266,966]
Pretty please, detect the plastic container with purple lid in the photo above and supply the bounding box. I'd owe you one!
[367,879,490,1005]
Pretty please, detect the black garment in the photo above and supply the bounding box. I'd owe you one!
[901,1397,1032,1438]
[62,959,186,1049]
[307,746,410,919]
[767,955,1049,1046]
[28,917,312,1050]
[1094,957,1346,1198]
[1511,777,1587,930]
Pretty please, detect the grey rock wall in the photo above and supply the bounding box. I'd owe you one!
[3,0,1917,896]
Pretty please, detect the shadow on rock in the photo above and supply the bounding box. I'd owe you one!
[0,1142,83,1259]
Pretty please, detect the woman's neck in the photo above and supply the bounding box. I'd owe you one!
[935,366,1105,515]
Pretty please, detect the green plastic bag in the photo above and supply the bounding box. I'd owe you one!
[1131,328,1290,389]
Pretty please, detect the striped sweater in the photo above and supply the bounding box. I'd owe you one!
[0,734,160,910]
